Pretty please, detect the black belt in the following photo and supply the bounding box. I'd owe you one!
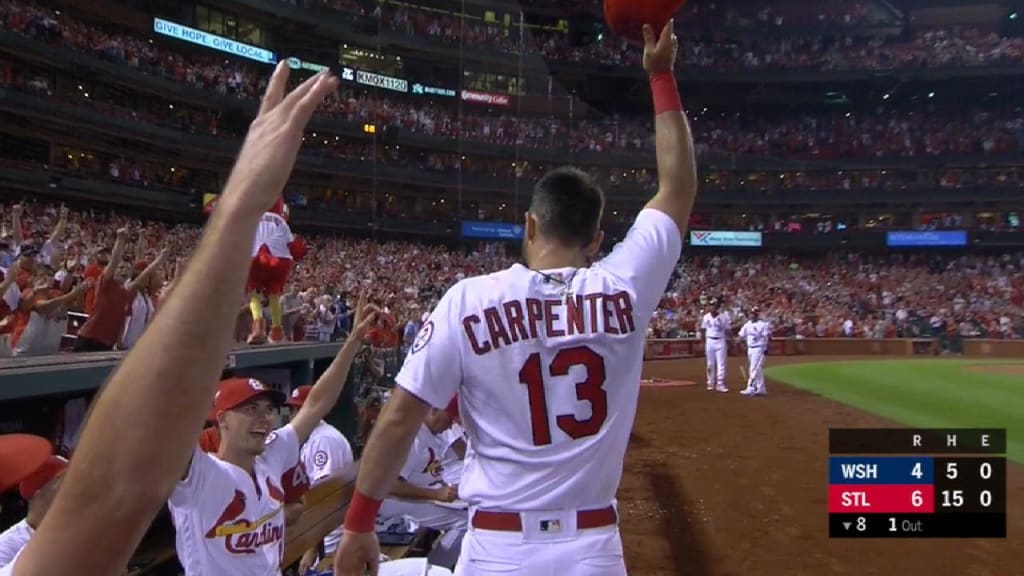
[707,336,721,340]
[748,345,763,349]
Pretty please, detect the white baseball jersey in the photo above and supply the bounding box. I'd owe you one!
[169,424,300,576]
[301,420,355,485]
[300,420,354,556]
[400,424,462,489]
[0,552,18,575]
[438,423,467,487]
[739,320,771,348]
[0,519,31,567]
[396,208,681,510]
[252,212,295,259]
[701,312,730,339]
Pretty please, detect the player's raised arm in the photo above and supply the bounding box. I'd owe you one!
[13,63,339,576]
[289,296,380,443]
[642,19,697,236]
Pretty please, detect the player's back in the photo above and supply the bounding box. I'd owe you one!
[448,209,681,511]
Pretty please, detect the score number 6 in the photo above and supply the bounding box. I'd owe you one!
[911,490,923,507]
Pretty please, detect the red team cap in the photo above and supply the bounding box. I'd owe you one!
[19,455,69,500]
[212,377,286,415]
[285,385,312,408]
[0,434,53,492]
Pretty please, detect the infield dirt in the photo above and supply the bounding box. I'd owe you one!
[619,356,1022,576]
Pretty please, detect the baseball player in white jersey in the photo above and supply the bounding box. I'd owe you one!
[169,298,377,576]
[287,385,358,574]
[738,307,771,396]
[0,456,67,569]
[700,298,731,392]
[374,403,468,569]
[334,21,696,576]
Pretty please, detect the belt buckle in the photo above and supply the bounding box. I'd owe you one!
[538,518,562,534]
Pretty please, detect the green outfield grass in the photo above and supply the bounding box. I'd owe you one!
[765,359,1024,464]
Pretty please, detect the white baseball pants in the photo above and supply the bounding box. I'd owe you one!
[705,338,727,390]
[746,347,766,394]
[379,499,468,569]
[454,519,625,576]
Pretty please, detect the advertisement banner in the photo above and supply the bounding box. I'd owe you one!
[357,70,408,93]
[153,18,276,64]
[412,83,456,97]
[689,230,763,247]
[461,221,523,240]
[286,57,329,73]
[886,230,967,247]
[461,90,510,106]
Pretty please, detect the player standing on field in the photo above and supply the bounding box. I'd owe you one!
[334,20,696,576]
[700,298,730,392]
[738,306,771,396]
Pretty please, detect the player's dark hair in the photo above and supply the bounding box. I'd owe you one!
[528,167,604,249]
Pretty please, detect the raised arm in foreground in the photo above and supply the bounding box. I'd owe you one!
[641,20,698,236]
[14,62,338,576]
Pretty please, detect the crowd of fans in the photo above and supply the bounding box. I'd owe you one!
[4,1,1024,166]
[651,251,1024,341]
[2,201,1022,361]
[352,1,1024,72]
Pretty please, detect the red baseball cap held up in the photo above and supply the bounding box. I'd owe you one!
[212,377,286,415]
[20,455,69,501]
[0,434,53,492]
[285,385,312,408]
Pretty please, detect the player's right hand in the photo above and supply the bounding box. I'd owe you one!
[642,19,677,75]
[333,530,381,576]
[219,60,338,218]
[434,485,458,502]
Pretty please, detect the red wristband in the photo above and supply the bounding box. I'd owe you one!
[343,490,382,533]
[650,72,682,115]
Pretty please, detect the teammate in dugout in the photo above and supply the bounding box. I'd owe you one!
[334,20,695,576]
[365,394,469,570]
[286,385,358,574]
[0,453,68,569]
[167,295,378,576]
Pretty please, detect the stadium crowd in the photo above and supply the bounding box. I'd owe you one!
[4,1,1024,165]
[2,201,1022,360]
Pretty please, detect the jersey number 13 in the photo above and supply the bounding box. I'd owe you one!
[518,345,608,446]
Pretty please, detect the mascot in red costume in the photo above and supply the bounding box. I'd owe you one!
[247,198,306,344]
[604,0,686,44]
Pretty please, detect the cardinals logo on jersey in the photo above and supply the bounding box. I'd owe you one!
[206,482,285,555]
[421,447,444,479]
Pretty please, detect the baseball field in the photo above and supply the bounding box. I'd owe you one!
[620,355,1022,576]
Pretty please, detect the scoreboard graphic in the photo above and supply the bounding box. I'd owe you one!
[828,428,1007,538]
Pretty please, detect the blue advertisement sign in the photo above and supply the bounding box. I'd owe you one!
[461,221,524,240]
[154,18,277,64]
[689,230,762,247]
[886,231,967,247]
